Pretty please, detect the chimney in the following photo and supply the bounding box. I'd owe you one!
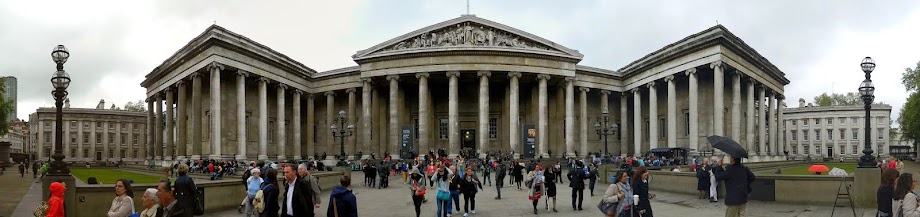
[96,99,105,109]
[798,98,806,107]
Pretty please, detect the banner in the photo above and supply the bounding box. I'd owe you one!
[522,124,536,159]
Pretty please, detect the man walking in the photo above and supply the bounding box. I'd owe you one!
[298,164,322,209]
[32,161,38,178]
[495,160,506,199]
[567,161,587,210]
[714,156,755,217]
[282,164,314,217]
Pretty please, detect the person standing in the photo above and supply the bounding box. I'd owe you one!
[632,167,654,217]
[696,159,710,199]
[281,165,313,217]
[878,169,900,217]
[173,164,197,216]
[327,176,357,217]
[107,179,135,217]
[714,157,755,217]
[140,188,162,217]
[260,168,281,217]
[588,163,598,196]
[543,164,558,212]
[32,161,38,178]
[708,156,720,203]
[298,164,322,209]
[460,168,480,216]
[514,161,524,190]
[407,168,427,217]
[157,179,190,217]
[482,161,492,186]
[895,173,920,216]
[567,161,586,210]
[555,162,564,184]
[46,181,66,217]
[525,164,545,214]
[494,160,506,200]
[244,168,264,217]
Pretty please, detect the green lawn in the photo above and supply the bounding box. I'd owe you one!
[71,168,167,184]
[771,163,857,175]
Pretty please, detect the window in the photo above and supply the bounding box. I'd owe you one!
[45,134,51,144]
[439,118,448,139]
[44,122,50,127]
[814,146,820,155]
[96,133,102,143]
[133,134,138,144]
[804,145,809,155]
[120,150,126,158]
[803,119,808,126]
[121,133,127,144]
[839,146,845,155]
[70,134,76,143]
[70,149,76,157]
[852,130,858,140]
[792,131,797,141]
[84,122,89,128]
[109,150,114,158]
[827,129,833,141]
[879,117,886,125]
[804,130,809,140]
[827,118,833,125]
[839,117,845,125]
[852,117,857,124]
[488,117,497,139]
[132,150,138,158]
[83,149,89,159]
[839,129,845,140]
[660,118,666,138]
[878,129,884,140]
[792,120,796,126]
[133,125,137,131]
[853,145,858,154]
[83,134,89,143]
[685,112,690,135]
[815,130,820,141]
[792,146,797,155]
[96,122,102,128]
[268,120,274,142]
[70,121,76,129]
[109,123,114,129]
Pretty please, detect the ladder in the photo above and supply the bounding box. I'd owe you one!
[831,176,857,217]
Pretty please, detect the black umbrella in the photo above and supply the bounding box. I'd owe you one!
[706,135,748,158]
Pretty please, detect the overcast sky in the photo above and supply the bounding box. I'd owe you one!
[1,0,919,126]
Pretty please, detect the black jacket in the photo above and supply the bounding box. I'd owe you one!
[173,175,196,217]
[449,174,462,191]
[261,183,280,217]
[567,167,586,190]
[281,177,315,216]
[714,163,755,206]
[632,179,652,212]
[459,176,480,194]
[162,202,191,217]
[878,186,895,214]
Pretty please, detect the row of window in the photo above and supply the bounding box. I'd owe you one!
[790,128,885,141]
[42,132,140,145]
[789,117,886,126]
[789,145,885,156]
[46,121,141,131]
[48,148,138,159]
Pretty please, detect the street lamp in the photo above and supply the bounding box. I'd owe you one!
[330,110,354,165]
[49,45,71,175]
[858,56,877,168]
[594,111,619,157]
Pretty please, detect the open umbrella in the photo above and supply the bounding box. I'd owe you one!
[808,164,830,174]
[706,135,748,158]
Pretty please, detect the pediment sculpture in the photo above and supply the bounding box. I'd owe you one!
[382,21,556,52]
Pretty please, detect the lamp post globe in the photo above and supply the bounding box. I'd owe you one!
[51,45,69,65]
[48,45,71,176]
[861,57,876,74]
[857,57,877,168]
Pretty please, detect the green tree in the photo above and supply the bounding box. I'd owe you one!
[812,92,861,106]
[123,100,146,112]
[900,61,920,149]
[0,77,13,137]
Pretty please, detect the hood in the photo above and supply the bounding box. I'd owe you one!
[331,186,351,197]
[49,182,65,197]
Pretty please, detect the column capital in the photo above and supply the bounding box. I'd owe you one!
[777,94,785,100]
[684,68,697,76]
[564,76,575,82]
[579,87,590,93]
[294,89,304,96]
[208,62,225,71]
[631,88,641,94]
[709,60,724,70]
[325,91,336,97]
[646,82,656,89]
[165,87,175,94]
[257,77,271,84]
[346,88,357,94]
[415,72,430,79]
[361,77,372,83]
[600,90,611,96]
[236,70,249,77]
[477,70,491,78]
[508,72,522,79]
[664,74,675,82]
[446,71,461,78]
[536,74,551,80]
[386,75,400,81]
[307,93,315,100]
[176,79,186,87]
[190,71,204,79]
[277,83,288,90]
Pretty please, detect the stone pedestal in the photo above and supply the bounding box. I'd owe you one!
[853,167,880,208]
[43,174,76,217]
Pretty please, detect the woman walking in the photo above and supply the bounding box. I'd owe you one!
[601,170,633,217]
[878,168,899,217]
[260,168,280,217]
[407,168,427,217]
[460,168,481,216]
[632,167,653,217]
[588,163,599,196]
[543,164,558,212]
[430,165,453,217]
[107,179,135,217]
[174,164,198,215]
[244,168,263,217]
[514,160,525,190]
[895,173,920,216]
[525,164,545,214]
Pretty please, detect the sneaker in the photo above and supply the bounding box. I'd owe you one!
[471,210,476,214]
[463,213,469,217]
[494,196,501,200]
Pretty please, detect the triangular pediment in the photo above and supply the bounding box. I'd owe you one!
[353,15,583,62]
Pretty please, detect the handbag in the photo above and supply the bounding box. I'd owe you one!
[194,189,205,215]
[128,199,140,217]
[597,200,617,215]
[413,180,426,196]
[436,182,450,201]
[32,201,48,217]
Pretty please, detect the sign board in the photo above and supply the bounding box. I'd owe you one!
[522,124,536,159]
[401,125,415,159]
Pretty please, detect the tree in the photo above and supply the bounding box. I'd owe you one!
[899,61,920,150]
[0,77,13,137]
[812,92,861,106]
[123,100,146,112]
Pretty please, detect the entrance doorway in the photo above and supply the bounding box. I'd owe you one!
[827,146,833,158]
[96,151,102,161]
[461,130,476,151]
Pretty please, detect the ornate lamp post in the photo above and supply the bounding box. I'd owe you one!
[594,111,618,157]
[858,57,877,168]
[49,45,71,175]
[330,110,354,165]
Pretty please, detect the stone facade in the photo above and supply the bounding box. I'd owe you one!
[782,103,892,160]
[889,128,913,160]
[28,105,146,162]
[141,15,789,161]
[3,119,27,154]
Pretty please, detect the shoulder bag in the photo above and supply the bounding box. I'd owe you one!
[436,181,450,201]
[32,201,48,217]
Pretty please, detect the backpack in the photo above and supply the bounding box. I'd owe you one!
[253,183,269,213]
[242,169,252,185]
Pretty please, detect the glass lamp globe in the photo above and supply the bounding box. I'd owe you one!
[51,70,70,89]
[861,57,875,74]
[859,79,875,96]
[51,45,69,65]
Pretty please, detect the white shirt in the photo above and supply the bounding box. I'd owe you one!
[286,179,296,215]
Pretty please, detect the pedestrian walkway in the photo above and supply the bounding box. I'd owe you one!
[201,170,877,217]
[9,178,43,217]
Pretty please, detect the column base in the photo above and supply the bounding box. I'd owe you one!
[235,155,247,161]
[277,155,287,161]
[513,153,521,159]
[361,155,371,160]
[749,155,760,162]
[208,154,222,160]
[154,156,162,162]
[176,156,187,161]
[190,155,201,161]
[164,156,173,161]
[448,154,459,159]
[293,156,303,160]
[258,155,269,161]
[390,154,401,160]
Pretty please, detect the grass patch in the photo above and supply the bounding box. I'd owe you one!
[763,163,858,175]
[71,168,166,184]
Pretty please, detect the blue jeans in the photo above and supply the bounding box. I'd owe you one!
[449,190,460,213]
[437,200,449,217]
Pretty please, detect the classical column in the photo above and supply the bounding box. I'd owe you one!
[648,82,658,150]
[209,62,223,159]
[177,80,188,160]
[758,85,766,156]
[63,121,69,159]
[327,91,336,158]
[537,74,549,158]
[307,93,316,158]
[508,72,521,158]
[666,75,677,148]
[235,71,247,160]
[127,123,134,160]
[257,78,269,160]
[711,61,725,137]
[145,99,153,160]
[293,90,302,160]
[361,78,372,159]
[731,72,742,141]
[620,94,629,155]
[191,73,203,160]
[769,91,777,156]
[746,80,756,156]
[477,71,491,156]
[165,88,174,161]
[276,84,287,160]
[387,74,400,159]
[777,95,785,155]
[154,93,163,160]
[632,88,642,157]
[346,88,357,157]
[115,122,122,160]
[77,121,83,160]
[600,90,611,151]
[416,73,430,157]
[579,87,589,156]
[686,68,699,153]
[447,71,460,158]
[564,77,575,157]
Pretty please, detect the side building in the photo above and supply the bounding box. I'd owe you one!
[890,129,914,160]
[783,100,892,160]
[28,102,147,163]
[2,76,17,123]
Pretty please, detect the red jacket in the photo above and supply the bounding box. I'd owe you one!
[46,182,65,217]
